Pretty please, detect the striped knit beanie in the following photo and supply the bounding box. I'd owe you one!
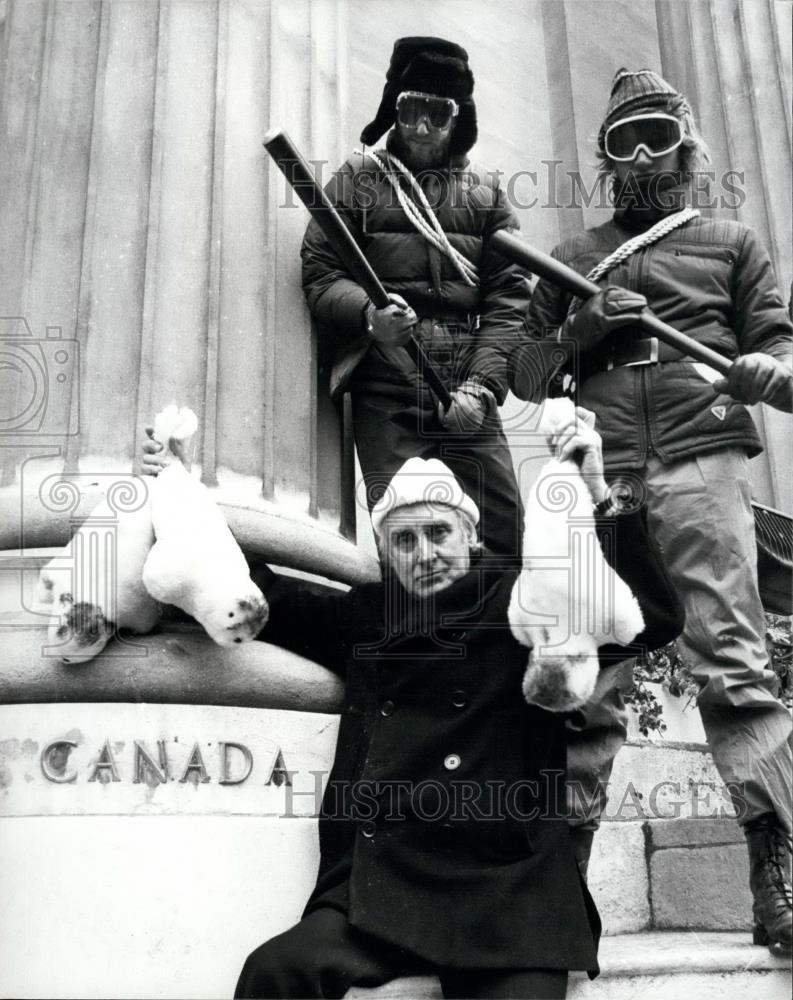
[598,68,689,151]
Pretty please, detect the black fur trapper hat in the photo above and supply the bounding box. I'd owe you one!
[360,36,477,156]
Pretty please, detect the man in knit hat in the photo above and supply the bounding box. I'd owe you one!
[235,440,682,998]
[301,37,531,558]
[513,68,793,953]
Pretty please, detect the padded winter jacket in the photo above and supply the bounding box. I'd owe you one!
[301,150,531,402]
[527,214,793,470]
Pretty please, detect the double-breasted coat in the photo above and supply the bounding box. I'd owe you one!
[250,507,682,975]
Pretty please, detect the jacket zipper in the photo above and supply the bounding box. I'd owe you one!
[640,369,655,457]
[634,250,655,458]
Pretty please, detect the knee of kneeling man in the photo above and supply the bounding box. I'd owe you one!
[237,941,291,996]
[248,936,293,970]
[238,933,321,996]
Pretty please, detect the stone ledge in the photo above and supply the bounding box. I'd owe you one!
[0,623,345,712]
[648,817,745,848]
[604,743,731,823]
[582,931,789,977]
[571,970,790,1000]
[0,494,381,587]
[347,933,792,999]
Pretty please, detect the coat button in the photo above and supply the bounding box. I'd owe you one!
[451,630,467,641]
[361,821,376,838]
[451,690,467,710]
[380,700,395,717]
[444,754,461,771]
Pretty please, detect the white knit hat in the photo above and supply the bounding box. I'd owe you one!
[370,457,480,536]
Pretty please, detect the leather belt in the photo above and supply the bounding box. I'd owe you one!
[587,332,684,375]
[415,313,480,333]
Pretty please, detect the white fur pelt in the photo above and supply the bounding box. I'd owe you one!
[508,398,644,711]
[35,483,161,665]
[36,404,268,663]
[141,405,269,646]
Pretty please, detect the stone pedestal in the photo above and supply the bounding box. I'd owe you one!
[0,701,339,999]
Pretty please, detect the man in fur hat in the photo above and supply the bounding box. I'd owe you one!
[235,426,682,999]
[513,68,793,953]
[301,36,531,557]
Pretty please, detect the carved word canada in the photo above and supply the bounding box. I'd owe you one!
[40,738,292,787]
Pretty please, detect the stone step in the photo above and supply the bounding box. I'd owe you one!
[347,932,792,999]
[587,817,753,935]
[588,820,650,934]
[646,817,754,931]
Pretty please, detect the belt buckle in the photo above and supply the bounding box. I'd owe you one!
[626,337,659,367]
[607,337,659,370]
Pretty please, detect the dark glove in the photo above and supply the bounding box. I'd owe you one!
[438,379,497,434]
[364,293,417,347]
[712,353,793,409]
[562,286,648,351]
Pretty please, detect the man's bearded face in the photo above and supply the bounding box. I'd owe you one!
[612,146,682,189]
[380,503,472,597]
[393,117,454,170]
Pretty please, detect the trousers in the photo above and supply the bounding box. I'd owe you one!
[235,907,569,1000]
[351,320,523,558]
[567,448,793,834]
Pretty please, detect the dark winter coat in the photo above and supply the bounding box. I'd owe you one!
[250,508,683,974]
[300,150,531,402]
[527,214,793,470]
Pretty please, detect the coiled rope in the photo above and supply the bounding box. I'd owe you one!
[361,148,480,287]
[566,206,700,317]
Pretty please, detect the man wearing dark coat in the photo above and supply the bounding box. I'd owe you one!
[232,409,682,999]
[301,36,531,558]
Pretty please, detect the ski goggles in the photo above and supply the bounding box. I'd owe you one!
[396,91,459,131]
[604,113,684,161]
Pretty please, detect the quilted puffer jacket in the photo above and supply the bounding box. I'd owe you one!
[527,214,793,470]
[301,150,530,402]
